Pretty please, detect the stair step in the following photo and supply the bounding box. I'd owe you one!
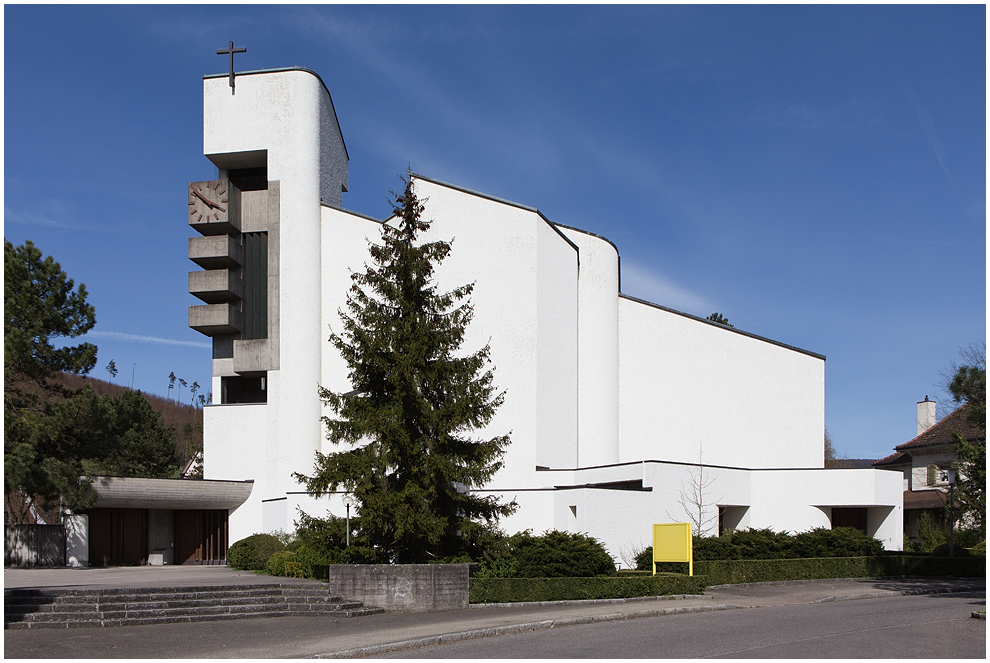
[96,595,286,611]
[4,582,375,629]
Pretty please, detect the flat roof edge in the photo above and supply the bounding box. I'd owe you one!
[618,293,826,360]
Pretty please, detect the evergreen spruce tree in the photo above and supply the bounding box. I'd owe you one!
[296,174,514,563]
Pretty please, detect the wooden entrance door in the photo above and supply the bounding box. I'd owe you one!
[175,510,229,564]
[88,509,147,566]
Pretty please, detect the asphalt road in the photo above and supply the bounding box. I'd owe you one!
[376,592,986,659]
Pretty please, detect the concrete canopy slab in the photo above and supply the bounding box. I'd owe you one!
[87,476,253,511]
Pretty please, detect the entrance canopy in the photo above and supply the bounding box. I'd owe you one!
[87,476,253,511]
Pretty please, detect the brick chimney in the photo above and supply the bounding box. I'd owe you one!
[917,396,936,436]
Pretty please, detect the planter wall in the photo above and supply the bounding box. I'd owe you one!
[327,563,470,612]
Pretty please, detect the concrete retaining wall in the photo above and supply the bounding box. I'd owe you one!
[327,564,469,612]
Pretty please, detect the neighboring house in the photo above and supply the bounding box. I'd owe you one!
[874,399,980,541]
[187,66,903,559]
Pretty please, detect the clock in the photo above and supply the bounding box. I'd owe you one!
[189,179,240,235]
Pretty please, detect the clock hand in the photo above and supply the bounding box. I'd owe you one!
[191,188,227,212]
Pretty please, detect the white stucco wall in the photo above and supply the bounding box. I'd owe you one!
[617,298,825,469]
[557,227,620,468]
[409,179,551,490]
[535,219,579,470]
[204,403,268,540]
[546,461,903,560]
[64,514,89,567]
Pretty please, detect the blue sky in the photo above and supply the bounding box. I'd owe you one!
[4,5,985,460]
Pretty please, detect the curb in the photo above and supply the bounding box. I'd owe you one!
[313,603,737,658]
[813,584,985,603]
[469,593,714,610]
[705,576,985,591]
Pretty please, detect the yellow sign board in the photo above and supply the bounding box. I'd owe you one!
[652,523,693,576]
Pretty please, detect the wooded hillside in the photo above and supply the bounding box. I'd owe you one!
[51,373,204,472]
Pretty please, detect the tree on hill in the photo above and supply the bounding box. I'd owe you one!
[706,312,733,328]
[4,239,180,523]
[296,174,515,563]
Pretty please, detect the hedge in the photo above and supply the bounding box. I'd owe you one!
[469,574,708,603]
[469,556,984,602]
[697,555,986,586]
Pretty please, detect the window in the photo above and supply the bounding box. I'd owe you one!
[221,375,267,404]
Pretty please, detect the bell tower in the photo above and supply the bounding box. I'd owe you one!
[189,66,348,537]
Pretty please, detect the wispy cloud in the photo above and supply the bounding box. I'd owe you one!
[88,330,210,349]
[619,261,714,315]
[746,98,884,135]
[5,202,85,230]
[909,93,955,188]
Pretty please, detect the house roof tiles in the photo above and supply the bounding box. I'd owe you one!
[902,489,949,510]
[895,404,983,452]
[874,451,911,468]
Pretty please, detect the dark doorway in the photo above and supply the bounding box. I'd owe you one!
[89,509,147,566]
[832,507,868,533]
[175,510,229,564]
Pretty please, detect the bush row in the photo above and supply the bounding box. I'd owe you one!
[635,527,883,570]
[469,574,708,603]
[696,555,985,586]
[469,555,984,603]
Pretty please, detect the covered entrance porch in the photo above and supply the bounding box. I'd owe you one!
[67,476,253,567]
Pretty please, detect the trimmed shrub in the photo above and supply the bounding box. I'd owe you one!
[228,533,285,571]
[293,511,385,566]
[931,542,971,558]
[636,527,884,568]
[791,527,882,558]
[726,528,794,559]
[470,574,707,603]
[512,531,616,578]
[698,555,985,585]
[915,511,949,552]
[693,535,733,561]
[634,546,653,572]
[474,556,520,578]
[266,550,297,576]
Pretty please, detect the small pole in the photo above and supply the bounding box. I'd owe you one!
[945,468,957,558]
[949,478,955,558]
[342,494,354,548]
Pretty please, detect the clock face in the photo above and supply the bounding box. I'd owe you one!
[188,180,229,225]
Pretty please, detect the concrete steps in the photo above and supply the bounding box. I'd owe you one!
[4,583,383,629]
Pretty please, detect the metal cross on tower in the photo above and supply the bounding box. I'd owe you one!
[216,41,247,93]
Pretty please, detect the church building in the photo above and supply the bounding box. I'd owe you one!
[189,66,903,560]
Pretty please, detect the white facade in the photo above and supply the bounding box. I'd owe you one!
[195,67,903,557]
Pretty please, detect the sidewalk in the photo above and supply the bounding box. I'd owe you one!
[3,569,984,659]
[3,564,322,590]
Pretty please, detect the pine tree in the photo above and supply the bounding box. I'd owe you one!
[296,174,514,563]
